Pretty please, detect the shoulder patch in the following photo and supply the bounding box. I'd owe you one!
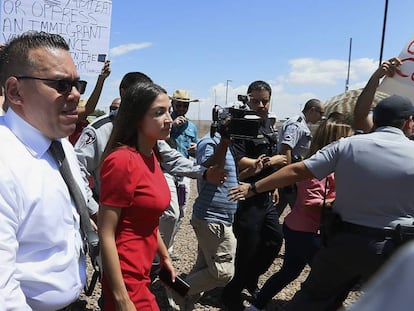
[77,128,97,148]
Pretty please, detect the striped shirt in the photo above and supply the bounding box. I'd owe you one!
[193,133,238,225]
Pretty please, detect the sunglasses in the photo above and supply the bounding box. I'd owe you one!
[15,76,87,95]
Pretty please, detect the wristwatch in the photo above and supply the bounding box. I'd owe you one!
[249,182,259,194]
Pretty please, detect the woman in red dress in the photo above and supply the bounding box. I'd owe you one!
[98,82,175,310]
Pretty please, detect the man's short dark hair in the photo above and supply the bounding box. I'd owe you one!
[247,80,272,96]
[0,31,69,87]
[303,99,322,113]
[119,72,153,95]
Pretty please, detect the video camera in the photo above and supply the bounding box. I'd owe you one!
[210,95,261,139]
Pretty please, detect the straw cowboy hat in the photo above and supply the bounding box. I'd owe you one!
[170,89,199,103]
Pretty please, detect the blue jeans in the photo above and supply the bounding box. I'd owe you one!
[253,223,321,309]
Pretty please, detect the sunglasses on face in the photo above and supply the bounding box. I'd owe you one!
[15,76,87,95]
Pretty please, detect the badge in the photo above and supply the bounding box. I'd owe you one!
[77,128,96,148]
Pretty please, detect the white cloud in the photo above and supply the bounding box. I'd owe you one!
[286,58,346,85]
[285,57,377,86]
[110,42,152,56]
[271,91,319,120]
[347,58,378,80]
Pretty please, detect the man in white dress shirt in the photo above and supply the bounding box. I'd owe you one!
[0,31,87,310]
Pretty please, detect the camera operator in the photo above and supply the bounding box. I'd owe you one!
[222,80,287,310]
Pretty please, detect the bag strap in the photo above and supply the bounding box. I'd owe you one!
[320,176,331,227]
[322,176,329,210]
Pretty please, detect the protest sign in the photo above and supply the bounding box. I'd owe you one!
[378,34,414,103]
[0,0,112,74]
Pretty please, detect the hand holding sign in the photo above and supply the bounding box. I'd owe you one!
[100,60,111,78]
[378,35,414,103]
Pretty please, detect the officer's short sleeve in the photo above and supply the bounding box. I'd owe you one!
[304,140,340,180]
[280,123,301,149]
[74,127,99,177]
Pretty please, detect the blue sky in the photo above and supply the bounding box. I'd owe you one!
[83,0,414,120]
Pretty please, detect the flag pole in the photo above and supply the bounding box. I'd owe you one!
[379,0,389,65]
[345,37,352,92]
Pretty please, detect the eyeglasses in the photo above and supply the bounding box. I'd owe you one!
[15,76,87,95]
[109,105,119,111]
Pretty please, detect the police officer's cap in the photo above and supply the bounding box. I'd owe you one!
[373,95,414,123]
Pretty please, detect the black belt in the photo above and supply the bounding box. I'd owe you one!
[340,221,394,239]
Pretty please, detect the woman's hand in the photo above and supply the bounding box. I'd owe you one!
[228,182,251,201]
[115,298,136,311]
[160,256,176,281]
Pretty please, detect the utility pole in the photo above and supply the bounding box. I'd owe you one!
[225,79,232,106]
[345,37,352,92]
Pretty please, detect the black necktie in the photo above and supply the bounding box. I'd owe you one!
[48,140,99,257]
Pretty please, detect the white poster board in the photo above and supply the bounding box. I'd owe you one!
[0,0,112,74]
[378,35,414,103]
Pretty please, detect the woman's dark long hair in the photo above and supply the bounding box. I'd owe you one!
[102,82,167,161]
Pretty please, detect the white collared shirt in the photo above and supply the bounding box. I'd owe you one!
[0,109,86,310]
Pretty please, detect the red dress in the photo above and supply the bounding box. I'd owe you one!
[100,146,171,310]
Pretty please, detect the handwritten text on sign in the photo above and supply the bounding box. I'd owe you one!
[378,34,414,103]
[394,39,414,82]
[1,0,112,73]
